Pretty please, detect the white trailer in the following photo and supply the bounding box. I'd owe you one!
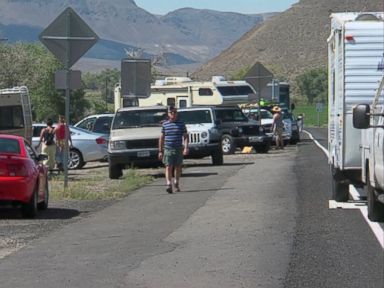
[328,12,384,204]
[0,86,32,142]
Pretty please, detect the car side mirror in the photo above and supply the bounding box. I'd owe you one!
[353,104,370,129]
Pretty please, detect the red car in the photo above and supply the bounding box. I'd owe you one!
[0,134,49,218]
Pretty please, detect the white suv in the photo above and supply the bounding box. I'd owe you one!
[108,106,223,179]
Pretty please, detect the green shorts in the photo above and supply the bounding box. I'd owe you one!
[163,147,183,166]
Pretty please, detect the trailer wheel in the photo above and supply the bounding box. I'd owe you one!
[331,167,349,202]
[365,171,384,222]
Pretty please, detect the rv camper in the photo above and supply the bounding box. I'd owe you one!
[0,86,32,142]
[328,12,384,221]
[114,76,257,111]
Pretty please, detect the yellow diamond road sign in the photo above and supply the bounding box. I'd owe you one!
[39,7,98,68]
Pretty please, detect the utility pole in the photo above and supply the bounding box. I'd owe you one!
[105,76,108,111]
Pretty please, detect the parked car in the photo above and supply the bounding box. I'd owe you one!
[281,109,300,144]
[0,134,49,218]
[32,124,108,169]
[74,113,114,135]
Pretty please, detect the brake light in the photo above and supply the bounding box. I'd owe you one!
[345,35,354,41]
[0,163,28,177]
[96,137,107,145]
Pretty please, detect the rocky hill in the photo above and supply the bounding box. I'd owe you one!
[0,0,272,65]
[193,0,383,83]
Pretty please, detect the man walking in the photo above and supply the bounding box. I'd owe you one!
[158,106,189,193]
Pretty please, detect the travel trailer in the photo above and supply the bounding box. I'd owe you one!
[328,12,384,221]
[0,86,32,142]
[114,76,257,111]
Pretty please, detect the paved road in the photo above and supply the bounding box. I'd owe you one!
[0,130,382,287]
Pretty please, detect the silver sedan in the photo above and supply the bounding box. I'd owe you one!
[32,124,108,169]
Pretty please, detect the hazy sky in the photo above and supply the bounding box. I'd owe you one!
[134,0,299,15]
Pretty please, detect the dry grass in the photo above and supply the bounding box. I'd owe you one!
[49,168,153,200]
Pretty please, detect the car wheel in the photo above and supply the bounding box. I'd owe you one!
[38,178,49,210]
[221,135,235,155]
[21,186,38,218]
[366,169,384,222]
[109,164,122,179]
[211,149,224,165]
[68,149,84,169]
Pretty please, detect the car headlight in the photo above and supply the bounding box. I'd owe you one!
[110,140,126,150]
[259,126,264,133]
[201,131,208,138]
[238,127,243,134]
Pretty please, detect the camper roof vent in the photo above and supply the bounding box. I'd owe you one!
[212,76,226,83]
[355,13,379,21]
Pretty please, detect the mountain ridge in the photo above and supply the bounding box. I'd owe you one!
[193,0,384,83]
[0,0,273,65]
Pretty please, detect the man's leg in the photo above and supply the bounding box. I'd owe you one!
[165,165,173,193]
[174,166,182,191]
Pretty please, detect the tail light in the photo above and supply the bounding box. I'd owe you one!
[0,162,28,177]
[0,155,29,177]
[96,137,107,145]
[8,163,28,176]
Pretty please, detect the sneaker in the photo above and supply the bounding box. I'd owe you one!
[174,183,180,192]
[166,185,173,194]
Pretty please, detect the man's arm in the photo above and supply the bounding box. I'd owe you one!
[182,131,189,156]
[158,133,164,160]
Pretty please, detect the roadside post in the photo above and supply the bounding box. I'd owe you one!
[316,102,324,127]
[39,7,98,188]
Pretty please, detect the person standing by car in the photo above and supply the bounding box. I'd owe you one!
[158,106,189,193]
[297,113,304,132]
[272,106,285,149]
[54,115,72,171]
[35,118,56,173]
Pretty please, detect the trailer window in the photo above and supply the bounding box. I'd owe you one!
[167,98,175,106]
[199,88,213,96]
[0,106,24,130]
[217,85,254,96]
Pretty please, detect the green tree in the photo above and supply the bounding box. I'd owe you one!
[0,43,91,122]
[295,67,327,104]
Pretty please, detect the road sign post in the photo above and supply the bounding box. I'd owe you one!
[316,102,324,127]
[39,7,98,188]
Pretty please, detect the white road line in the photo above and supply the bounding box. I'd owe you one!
[349,185,384,249]
[304,129,384,250]
[302,130,329,156]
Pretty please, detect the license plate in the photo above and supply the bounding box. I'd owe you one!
[249,136,259,143]
[137,151,150,157]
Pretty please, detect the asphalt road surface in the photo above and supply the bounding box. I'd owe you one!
[0,129,383,287]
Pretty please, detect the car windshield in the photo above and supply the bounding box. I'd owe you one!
[0,138,20,154]
[282,111,292,120]
[178,110,212,124]
[215,109,248,122]
[245,109,273,120]
[112,109,167,129]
